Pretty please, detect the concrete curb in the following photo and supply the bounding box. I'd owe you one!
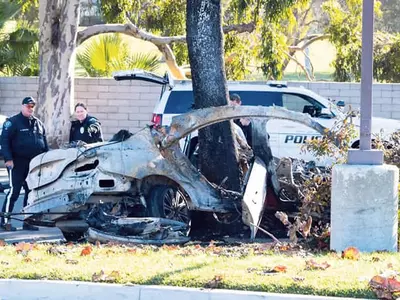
[0,279,371,300]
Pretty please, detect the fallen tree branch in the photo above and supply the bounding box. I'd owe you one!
[250,222,282,244]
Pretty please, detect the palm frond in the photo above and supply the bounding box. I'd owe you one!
[0,0,21,29]
[75,33,160,77]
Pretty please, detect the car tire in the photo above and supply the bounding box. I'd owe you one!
[147,185,191,229]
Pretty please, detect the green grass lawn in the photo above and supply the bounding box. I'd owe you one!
[0,241,397,299]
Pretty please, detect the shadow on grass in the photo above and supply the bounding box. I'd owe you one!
[141,262,209,286]
[214,282,376,299]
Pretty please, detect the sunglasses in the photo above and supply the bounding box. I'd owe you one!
[25,104,35,109]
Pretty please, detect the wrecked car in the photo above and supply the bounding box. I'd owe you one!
[22,105,328,244]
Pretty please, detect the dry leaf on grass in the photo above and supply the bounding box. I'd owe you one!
[293,276,305,282]
[92,270,121,283]
[369,275,400,300]
[65,259,78,265]
[162,245,179,251]
[272,265,287,273]
[15,242,34,256]
[47,246,67,256]
[22,257,32,263]
[371,257,380,262]
[305,259,331,270]
[341,246,360,260]
[80,246,92,256]
[204,275,224,289]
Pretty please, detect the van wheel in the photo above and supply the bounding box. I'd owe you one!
[147,185,191,228]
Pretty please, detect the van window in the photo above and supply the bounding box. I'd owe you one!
[164,90,283,114]
[164,91,194,114]
[282,93,324,113]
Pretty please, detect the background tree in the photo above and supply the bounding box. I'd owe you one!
[323,0,400,83]
[76,34,160,77]
[0,0,39,76]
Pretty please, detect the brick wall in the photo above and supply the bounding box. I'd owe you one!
[1,77,400,139]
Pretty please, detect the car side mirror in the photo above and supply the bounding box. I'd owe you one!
[337,100,345,107]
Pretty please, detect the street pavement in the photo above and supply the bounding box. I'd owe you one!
[0,167,63,243]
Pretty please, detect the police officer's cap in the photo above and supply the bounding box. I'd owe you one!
[22,96,36,105]
[230,93,241,102]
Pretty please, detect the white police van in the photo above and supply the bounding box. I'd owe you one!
[114,70,400,164]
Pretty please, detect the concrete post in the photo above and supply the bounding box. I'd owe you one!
[330,164,398,252]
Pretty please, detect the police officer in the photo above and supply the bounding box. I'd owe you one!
[1,97,49,231]
[229,93,253,147]
[69,103,103,144]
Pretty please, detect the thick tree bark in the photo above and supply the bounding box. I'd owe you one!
[186,0,241,191]
[37,0,80,148]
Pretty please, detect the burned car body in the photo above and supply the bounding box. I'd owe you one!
[23,106,327,243]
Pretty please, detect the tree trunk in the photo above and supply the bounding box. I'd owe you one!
[37,0,80,148]
[186,0,241,191]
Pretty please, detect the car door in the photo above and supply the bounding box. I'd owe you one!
[278,93,333,163]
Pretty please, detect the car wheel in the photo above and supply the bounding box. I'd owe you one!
[147,185,191,227]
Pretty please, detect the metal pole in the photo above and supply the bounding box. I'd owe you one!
[347,0,383,164]
[359,0,374,151]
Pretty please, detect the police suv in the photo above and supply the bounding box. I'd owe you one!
[114,70,400,165]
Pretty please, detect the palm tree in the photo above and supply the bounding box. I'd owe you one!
[75,33,161,77]
[0,0,39,76]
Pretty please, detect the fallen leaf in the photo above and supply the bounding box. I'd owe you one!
[371,257,380,262]
[293,276,305,282]
[15,242,33,255]
[106,270,121,282]
[273,265,287,273]
[162,245,179,251]
[305,259,331,270]
[23,257,32,263]
[341,246,360,260]
[127,248,137,254]
[65,259,78,265]
[204,275,224,289]
[302,216,312,238]
[92,270,121,283]
[1,261,9,265]
[92,270,106,282]
[388,277,400,293]
[47,246,66,256]
[80,246,92,256]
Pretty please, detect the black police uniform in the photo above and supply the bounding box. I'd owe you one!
[234,119,253,147]
[1,113,48,226]
[69,115,103,144]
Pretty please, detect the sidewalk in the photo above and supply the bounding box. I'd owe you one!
[0,280,372,300]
